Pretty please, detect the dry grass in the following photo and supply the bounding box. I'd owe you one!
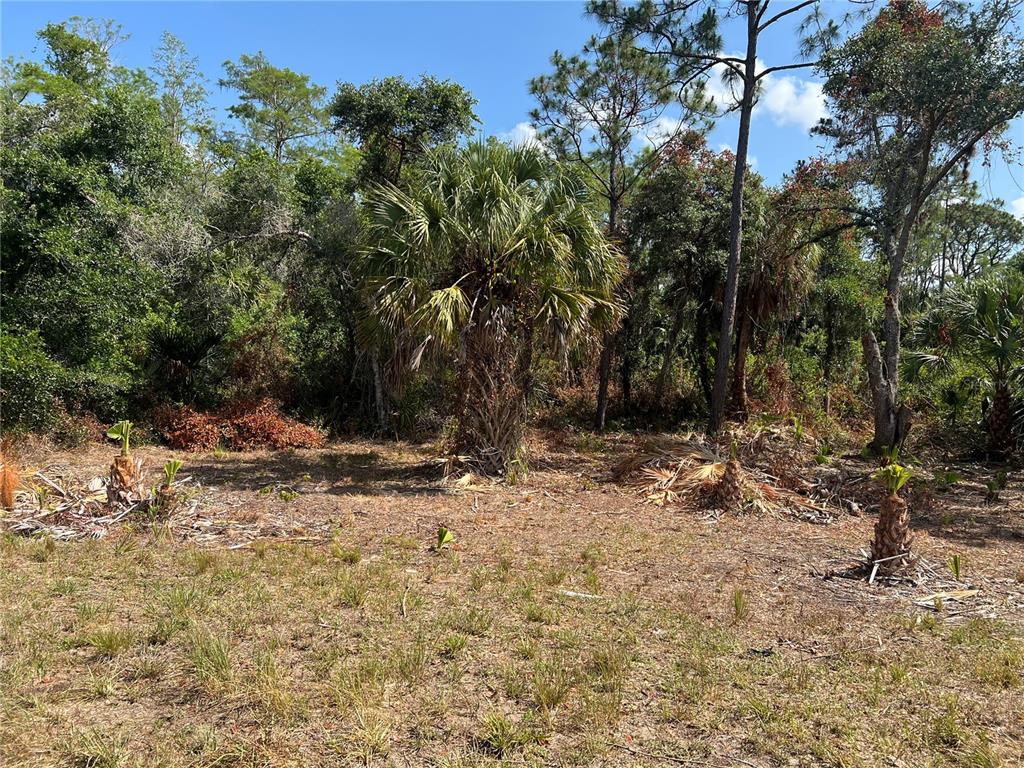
[1,433,1023,767]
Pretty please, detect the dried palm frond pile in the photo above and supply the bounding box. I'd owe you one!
[616,434,834,522]
[1,463,190,541]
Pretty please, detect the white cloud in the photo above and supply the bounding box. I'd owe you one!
[1011,196,1024,220]
[642,115,688,147]
[702,54,827,134]
[759,76,826,132]
[496,121,544,149]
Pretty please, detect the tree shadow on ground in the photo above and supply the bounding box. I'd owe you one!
[186,447,449,497]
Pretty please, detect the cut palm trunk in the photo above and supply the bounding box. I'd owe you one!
[869,461,914,572]
[108,454,143,507]
[871,493,913,570]
[715,458,744,511]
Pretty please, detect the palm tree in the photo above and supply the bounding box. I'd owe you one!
[912,274,1024,456]
[358,141,623,477]
[729,190,817,417]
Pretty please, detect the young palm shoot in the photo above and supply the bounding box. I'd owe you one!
[156,459,184,512]
[870,462,913,571]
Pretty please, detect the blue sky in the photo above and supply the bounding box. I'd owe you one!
[2,1,1022,215]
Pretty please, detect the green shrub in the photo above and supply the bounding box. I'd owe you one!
[0,328,68,433]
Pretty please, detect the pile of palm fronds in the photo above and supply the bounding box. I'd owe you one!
[615,434,834,522]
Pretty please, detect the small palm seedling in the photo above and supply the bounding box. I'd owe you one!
[934,470,961,492]
[435,525,454,552]
[870,462,914,570]
[155,459,184,512]
[985,470,1008,503]
[948,553,964,582]
[106,421,142,506]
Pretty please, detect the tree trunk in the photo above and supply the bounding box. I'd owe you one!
[871,492,912,569]
[866,223,911,454]
[729,308,753,418]
[453,324,529,478]
[987,383,1013,457]
[709,2,759,434]
[862,330,897,452]
[370,351,388,435]
[594,330,615,431]
[595,172,622,432]
[655,309,685,406]
[694,308,713,413]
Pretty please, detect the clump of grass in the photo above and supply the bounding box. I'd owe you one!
[533,658,575,714]
[83,627,134,658]
[51,578,77,596]
[515,636,539,660]
[731,588,749,622]
[974,648,1022,689]
[500,662,528,699]
[188,629,232,686]
[337,573,369,608]
[127,653,166,682]
[330,541,361,564]
[477,712,537,757]
[587,643,631,692]
[332,656,391,706]
[450,607,492,637]
[394,639,427,682]
[250,648,294,717]
[85,670,117,700]
[346,707,391,764]
[29,537,57,562]
[440,633,468,660]
[62,728,129,768]
[543,566,567,586]
[190,549,221,575]
[523,602,556,625]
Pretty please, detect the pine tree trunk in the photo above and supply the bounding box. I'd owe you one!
[709,2,759,434]
[594,330,615,432]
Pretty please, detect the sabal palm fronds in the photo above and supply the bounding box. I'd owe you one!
[358,141,623,476]
[911,274,1024,454]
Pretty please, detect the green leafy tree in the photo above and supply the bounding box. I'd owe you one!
[905,179,1024,302]
[530,33,707,429]
[816,0,1024,454]
[624,134,765,411]
[589,0,837,433]
[150,31,210,145]
[358,142,623,476]
[1,20,185,417]
[220,52,329,162]
[331,75,477,186]
[331,74,477,429]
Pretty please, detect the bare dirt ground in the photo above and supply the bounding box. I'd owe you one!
[2,430,1022,768]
